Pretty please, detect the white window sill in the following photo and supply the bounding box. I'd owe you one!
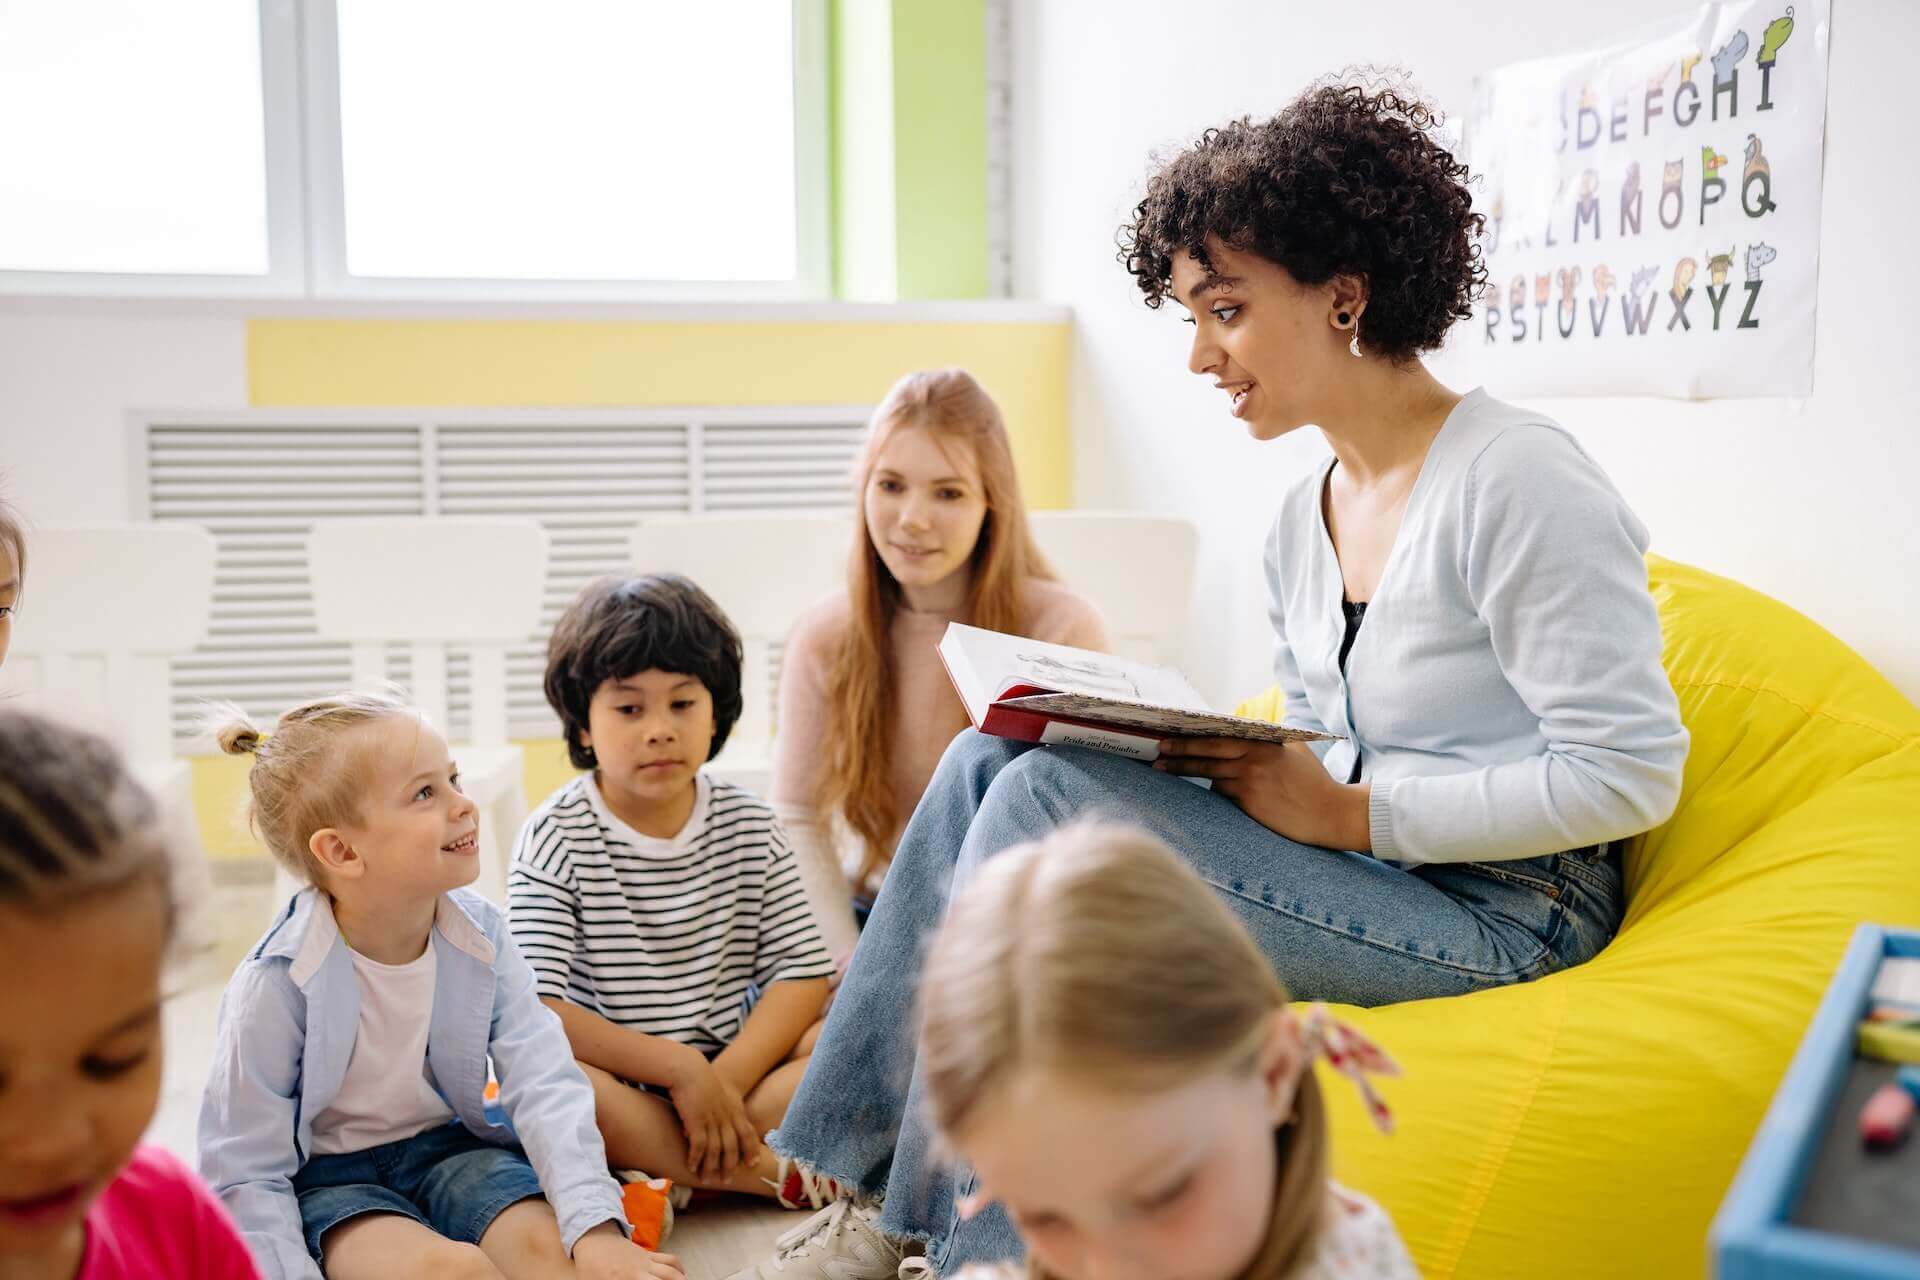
[0,294,1072,324]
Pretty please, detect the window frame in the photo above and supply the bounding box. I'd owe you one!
[0,0,309,299]
[0,0,831,302]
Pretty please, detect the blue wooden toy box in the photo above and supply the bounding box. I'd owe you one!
[1713,925,1920,1278]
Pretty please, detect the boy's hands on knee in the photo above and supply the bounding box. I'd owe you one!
[665,1046,762,1178]
[573,1221,685,1279]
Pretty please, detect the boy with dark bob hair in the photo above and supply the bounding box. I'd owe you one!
[508,574,841,1213]
[543,575,746,770]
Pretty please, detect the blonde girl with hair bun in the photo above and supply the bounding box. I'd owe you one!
[911,823,1416,1280]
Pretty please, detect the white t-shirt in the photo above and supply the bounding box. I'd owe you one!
[1295,1183,1419,1280]
[308,942,455,1156]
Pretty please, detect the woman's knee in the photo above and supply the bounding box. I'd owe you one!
[986,743,1118,820]
[936,727,1025,781]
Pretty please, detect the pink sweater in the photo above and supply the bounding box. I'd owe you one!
[78,1146,259,1279]
[772,578,1108,930]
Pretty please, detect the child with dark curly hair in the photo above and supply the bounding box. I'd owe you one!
[507,575,839,1214]
[725,74,1688,1280]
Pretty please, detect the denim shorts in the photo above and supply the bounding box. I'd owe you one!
[292,1120,545,1262]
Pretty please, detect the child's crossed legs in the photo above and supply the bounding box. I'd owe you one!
[580,1017,825,1198]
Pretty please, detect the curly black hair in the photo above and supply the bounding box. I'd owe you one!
[543,574,744,770]
[1119,74,1487,363]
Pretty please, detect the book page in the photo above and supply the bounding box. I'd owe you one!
[943,623,1209,710]
[1003,692,1338,745]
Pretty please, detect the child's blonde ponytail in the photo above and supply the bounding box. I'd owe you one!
[202,690,417,886]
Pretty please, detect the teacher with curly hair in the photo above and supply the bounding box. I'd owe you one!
[727,75,1690,1280]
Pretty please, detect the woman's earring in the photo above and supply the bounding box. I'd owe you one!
[1349,324,1363,359]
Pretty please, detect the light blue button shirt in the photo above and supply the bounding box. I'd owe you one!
[1265,388,1689,865]
[199,887,627,1279]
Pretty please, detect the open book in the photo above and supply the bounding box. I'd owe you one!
[937,622,1338,762]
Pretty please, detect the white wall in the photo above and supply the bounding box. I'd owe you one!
[1013,0,1920,707]
[0,310,248,523]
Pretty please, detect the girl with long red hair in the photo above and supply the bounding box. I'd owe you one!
[772,369,1108,945]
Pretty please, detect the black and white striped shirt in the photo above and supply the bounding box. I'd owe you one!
[507,772,835,1056]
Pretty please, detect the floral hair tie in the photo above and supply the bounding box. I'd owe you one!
[1299,1003,1401,1135]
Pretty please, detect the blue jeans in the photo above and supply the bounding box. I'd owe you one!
[769,731,1623,1272]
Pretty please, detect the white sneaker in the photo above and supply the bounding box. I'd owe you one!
[896,1261,938,1279]
[725,1200,908,1280]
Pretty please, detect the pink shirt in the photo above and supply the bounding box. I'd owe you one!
[78,1146,259,1280]
[773,578,1109,896]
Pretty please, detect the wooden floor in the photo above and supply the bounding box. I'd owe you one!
[147,883,805,1280]
[662,1200,796,1277]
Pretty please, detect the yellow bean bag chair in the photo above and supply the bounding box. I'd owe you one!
[1237,556,1920,1279]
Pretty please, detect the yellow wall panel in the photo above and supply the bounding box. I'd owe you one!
[247,318,1072,506]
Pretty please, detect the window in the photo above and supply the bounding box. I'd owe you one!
[0,0,300,293]
[0,0,827,299]
[328,1,801,284]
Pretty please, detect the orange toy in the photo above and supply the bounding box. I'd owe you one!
[482,1082,676,1249]
[618,1175,677,1251]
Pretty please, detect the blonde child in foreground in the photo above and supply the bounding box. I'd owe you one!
[199,692,683,1280]
[912,824,1418,1280]
[0,709,258,1280]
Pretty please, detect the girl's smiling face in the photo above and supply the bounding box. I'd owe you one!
[862,424,990,610]
[0,880,168,1270]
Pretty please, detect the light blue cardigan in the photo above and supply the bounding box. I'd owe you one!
[1265,388,1689,865]
[198,887,628,1279]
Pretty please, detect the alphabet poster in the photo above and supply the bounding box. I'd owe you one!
[1461,1,1829,398]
